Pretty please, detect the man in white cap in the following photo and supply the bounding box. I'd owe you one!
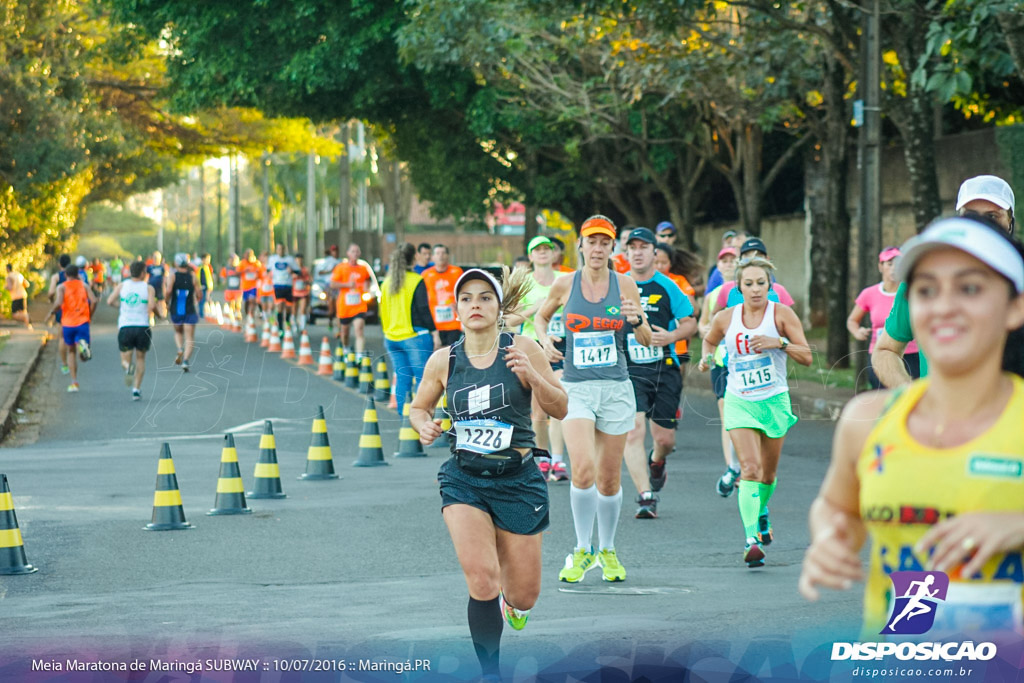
[873,174,1015,387]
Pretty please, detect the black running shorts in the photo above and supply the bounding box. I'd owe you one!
[629,360,683,429]
[711,364,728,400]
[438,457,549,536]
[118,326,152,352]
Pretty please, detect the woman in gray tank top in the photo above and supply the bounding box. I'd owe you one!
[535,216,651,585]
[410,267,567,680]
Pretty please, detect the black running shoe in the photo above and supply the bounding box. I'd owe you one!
[635,492,658,519]
[648,450,666,492]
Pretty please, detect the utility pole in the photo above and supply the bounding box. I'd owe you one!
[306,152,317,264]
[198,165,206,255]
[262,151,272,252]
[229,154,241,256]
[216,164,223,265]
[158,190,166,254]
[338,123,351,250]
[856,0,882,379]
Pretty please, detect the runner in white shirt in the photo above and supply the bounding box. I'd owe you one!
[107,261,157,400]
[266,243,299,330]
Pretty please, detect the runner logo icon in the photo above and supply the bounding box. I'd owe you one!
[881,570,949,635]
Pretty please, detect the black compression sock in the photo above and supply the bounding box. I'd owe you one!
[467,596,502,678]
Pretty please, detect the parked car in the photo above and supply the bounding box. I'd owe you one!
[307,258,379,326]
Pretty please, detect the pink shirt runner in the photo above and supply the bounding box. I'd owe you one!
[854,283,919,354]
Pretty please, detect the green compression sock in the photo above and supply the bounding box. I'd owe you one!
[737,480,761,539]
[757,479,777,517]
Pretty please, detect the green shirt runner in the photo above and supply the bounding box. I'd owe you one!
[882,282,929,378]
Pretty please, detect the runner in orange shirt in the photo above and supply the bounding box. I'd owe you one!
[237,249,264,319]
[421,243,464,346]
[549,237,575,273]
[612,226,631,274]
[330,243,377,355]
[48,264,97,393]
[220,254,243,319]
[654,243,698,388]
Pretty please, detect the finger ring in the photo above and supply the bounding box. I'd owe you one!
[962,537,977,552]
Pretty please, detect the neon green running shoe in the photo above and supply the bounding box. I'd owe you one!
[598,548,626,582]
[499,590,529,630]
[558,547,596,583]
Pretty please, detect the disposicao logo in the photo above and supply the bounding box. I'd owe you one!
[882,570,948,635]
[830,571,997,663]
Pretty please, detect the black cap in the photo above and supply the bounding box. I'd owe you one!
[739,237,768,257]
[626,227,656,245]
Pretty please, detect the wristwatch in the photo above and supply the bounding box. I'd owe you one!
[779,336,790,349]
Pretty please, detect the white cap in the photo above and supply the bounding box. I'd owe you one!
[956,175,1015,212]
[75,255,87,267]
[174,253,190,267]
[454,268,503,305]
[895,217,1024,293]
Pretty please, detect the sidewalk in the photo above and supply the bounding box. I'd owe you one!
[0,298,51,443]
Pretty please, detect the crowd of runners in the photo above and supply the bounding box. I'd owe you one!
[14,172,1024,680]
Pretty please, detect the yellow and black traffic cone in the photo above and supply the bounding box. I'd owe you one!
[208,434,252,515]
[374,357,391,402]
[0,474,37,574]
[358,355,373,394]
[299,405,339,480]
[145,443,194,531]
[332,344,346,381]
[248,420,287,499]
[353,394,388,467]
[344,350,359,389]
[394,391,426,458]
[429,394,452,449]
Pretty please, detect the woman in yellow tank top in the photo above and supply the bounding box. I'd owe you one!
[800,216,1024,638]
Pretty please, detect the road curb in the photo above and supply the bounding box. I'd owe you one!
[0,332,49,443]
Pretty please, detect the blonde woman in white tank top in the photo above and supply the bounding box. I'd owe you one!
[699,256,812,568]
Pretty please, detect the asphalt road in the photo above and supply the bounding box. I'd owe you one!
[0,304,864,681]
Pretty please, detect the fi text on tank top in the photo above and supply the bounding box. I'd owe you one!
[724,301,789,400]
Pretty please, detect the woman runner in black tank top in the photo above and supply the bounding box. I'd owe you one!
[410,268,567,680]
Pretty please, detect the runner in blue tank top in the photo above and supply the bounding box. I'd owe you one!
[411,267,567,680]
[535,215,651,584]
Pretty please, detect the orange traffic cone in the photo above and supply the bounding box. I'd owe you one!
[0,474,37,574]
[215,302,225,328]
[244,314,258,343]
[297,330,314,365]
[280,325,297,359]
[316,337,334,376]
[267,323,282,353]
[208,434,252,515]
[232,308,242,332]
[260,318,270,348]
[388,374,397,409]
[145,443,194,531]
